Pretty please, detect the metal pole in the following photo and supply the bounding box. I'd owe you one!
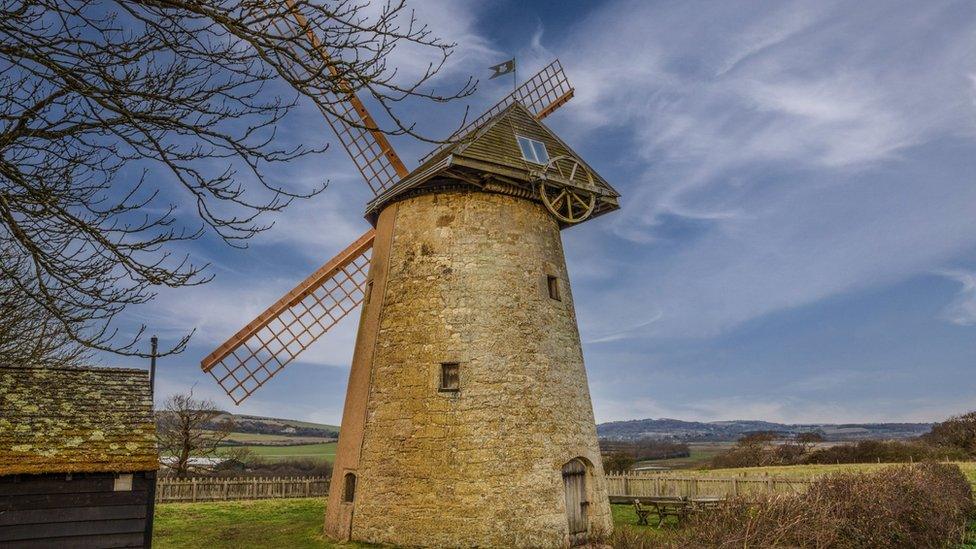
[150,335,158,401]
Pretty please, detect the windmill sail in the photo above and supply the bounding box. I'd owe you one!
[268,2,409,194]
[201,231,374,404]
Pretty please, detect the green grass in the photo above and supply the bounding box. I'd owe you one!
[154,498,373,548]
[223,431,335,445]
[226,442,338,464]
[154,494,976,548]
[636,442,733,470]
[154,498,666,548]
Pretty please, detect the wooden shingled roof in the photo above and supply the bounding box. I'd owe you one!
[364,101,620,222]
[0,365,158,475]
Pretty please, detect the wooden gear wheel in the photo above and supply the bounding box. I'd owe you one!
[535,155,597,224]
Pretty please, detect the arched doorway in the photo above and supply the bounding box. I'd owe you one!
[562,458,589,546]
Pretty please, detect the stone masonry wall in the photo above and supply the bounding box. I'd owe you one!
[350,190,612,547]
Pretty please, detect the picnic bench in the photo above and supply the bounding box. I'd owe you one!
[632,497,689,526]
[631,496,726,526]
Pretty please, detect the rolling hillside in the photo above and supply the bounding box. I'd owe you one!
[597,418,933,442]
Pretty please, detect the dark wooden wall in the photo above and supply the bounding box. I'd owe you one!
[0,471,156,548]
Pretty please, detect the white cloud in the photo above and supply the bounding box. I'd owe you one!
[939,270,976,326]
[551,0,976,341]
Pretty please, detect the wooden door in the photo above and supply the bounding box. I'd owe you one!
[562,459,589,545]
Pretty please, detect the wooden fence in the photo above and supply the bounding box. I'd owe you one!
[156,473,812,504]
[605,473,813,499]
[155,476,329,503]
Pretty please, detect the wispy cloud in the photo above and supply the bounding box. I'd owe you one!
[552,0,976,342]
[939,270,976,326]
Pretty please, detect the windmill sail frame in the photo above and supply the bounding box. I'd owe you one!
[201,231,374,404]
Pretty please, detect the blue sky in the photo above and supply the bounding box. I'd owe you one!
[114,0,976,425]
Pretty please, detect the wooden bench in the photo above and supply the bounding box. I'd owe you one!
[632,499,651,525]
[631,496,690,526]
[689,496,725,513]
[648,497,690,526]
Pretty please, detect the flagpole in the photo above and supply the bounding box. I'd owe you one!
[513,61,517,92]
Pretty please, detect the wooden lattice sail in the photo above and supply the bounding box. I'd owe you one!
[268,1,409,195]
[200,232,373,404]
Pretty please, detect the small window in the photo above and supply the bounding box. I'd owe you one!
[547,275,561,301]
[113,473,133,492]
[439,362,460,392]
[343,472,356,502]
[364,280,374,304]
[517,136,549,164]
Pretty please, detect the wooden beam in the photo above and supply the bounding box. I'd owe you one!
[535,89,575,121]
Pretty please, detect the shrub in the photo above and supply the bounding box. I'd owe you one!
[213,457,332,478]
[711,438,969,469]
[603,451,637,473]
[684,462,974,548]
[924,411,976,456]
[803,440,967,464]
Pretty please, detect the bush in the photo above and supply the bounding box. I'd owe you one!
[804,440,967,464]
[213,457,332,478]
[684,462,974,548]
[710,438,969,469]
[924,411,976,456]
[603,451,638,473]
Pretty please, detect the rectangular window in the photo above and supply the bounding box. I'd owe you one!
[364,280,373,304]
[343,472,356,502]
[517,136,549,164]
[547,275,561,301]
[440,362,460,391]
[113,473,133,492]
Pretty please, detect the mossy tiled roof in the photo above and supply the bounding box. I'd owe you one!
[0,364,158,475]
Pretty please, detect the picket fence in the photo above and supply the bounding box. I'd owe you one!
[155,476,330,503]
[604,473,812,499]
[155,473,811,504]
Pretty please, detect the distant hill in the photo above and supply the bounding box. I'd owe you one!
[597,418,933,442]
[179,412,340,446]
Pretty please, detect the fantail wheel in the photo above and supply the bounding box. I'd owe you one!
[535,155,596,224]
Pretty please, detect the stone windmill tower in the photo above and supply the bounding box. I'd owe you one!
[200,10,620,548]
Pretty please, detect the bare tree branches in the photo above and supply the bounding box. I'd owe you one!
[0,0,474,357]
[0,264,90,367]
[156,389,233,478]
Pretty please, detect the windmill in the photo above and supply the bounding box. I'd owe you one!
[200,6,620,547]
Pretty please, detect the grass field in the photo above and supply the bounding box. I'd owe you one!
[225,442,338,463]
[684,461,976,484]
[154,463,976,549]
[153,498,662,548]
[222,431,336,445]
[636,442,733,470]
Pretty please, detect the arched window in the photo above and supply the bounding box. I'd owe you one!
[343,472,356,503]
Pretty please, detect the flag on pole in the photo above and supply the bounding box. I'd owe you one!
[489,58,516,79]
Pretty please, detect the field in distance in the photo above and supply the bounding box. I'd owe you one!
[223,442,338,464]
[662,461,976,485]
[634,442,733,470]
[223,431,335,446]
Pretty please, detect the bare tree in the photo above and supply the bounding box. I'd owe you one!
[156,390,234,477]
[0,263,89,367]
[0,0,475,357]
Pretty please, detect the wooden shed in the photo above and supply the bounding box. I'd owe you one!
[0,364,159,548]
